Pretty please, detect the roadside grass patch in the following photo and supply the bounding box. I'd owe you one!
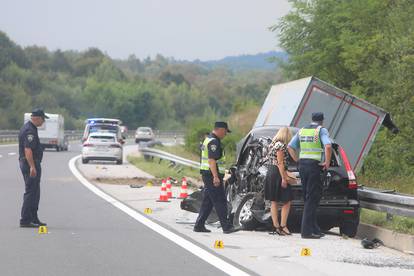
[154,144,235,168]
[154,144,199,162]
[127,155,201,182]
[359,175,414,195]
[360,209,414,235]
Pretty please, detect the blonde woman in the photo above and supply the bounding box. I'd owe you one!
[264,127,296,235]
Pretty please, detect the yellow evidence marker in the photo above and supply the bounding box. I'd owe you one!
[38,226,48,234]
[146,181,153,187]
[214,240,224,249]
[144,208,153,214]
[300,248,311,256]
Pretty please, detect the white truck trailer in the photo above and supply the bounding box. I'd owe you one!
[24,113,68,151]
[254,76,398,173]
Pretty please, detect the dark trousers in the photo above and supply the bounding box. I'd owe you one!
[20,160,42,224]
[194,173,231,231]
[299,160,323,236]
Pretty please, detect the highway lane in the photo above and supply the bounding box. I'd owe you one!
[0,143,233,276]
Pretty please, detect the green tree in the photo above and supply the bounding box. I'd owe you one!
[273,0,414,187]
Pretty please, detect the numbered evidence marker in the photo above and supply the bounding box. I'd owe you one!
[214,240,224,249]
[300,247,311,256]
[38,226,48,234]
[146,181,153,187]
[144,208,153,214]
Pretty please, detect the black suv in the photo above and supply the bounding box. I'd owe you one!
[181,125,360,237]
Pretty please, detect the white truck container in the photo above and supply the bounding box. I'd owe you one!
[24,113,68,151]
[254,76,398,172]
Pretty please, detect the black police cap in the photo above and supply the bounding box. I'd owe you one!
[214,121,231,133]
[312,112,324,122]
[31,108,49,119]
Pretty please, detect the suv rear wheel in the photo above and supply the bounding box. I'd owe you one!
[339,219,359,238]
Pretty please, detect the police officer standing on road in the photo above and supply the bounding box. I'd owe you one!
[288,112,332,239]
[193,122,239,234]
[19,109,48,228]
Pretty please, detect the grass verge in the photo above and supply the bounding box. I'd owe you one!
[127,155,201,181]
[360,208,414,235]
[154,144,199,162]
[359,175,414,195]
[154,144,236,167]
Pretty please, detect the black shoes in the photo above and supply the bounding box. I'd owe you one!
[301,233,322,239]
[20,220,47,228]
[35,221,47,226]
[193,226,211,233]
[269,226,285,236]
[20,222,40,228]
[223,226,240,234]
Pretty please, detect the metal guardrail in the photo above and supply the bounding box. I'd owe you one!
[0,130,185,144]
[0,130,83,143]
[139,147,199,169]
[138,147,414,219]
[358,188,414,218]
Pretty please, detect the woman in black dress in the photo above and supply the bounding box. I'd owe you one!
[264,127,295,235]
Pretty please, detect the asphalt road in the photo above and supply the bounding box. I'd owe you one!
[0,143,231,276]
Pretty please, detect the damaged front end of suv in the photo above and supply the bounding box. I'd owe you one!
[181,126,361,237]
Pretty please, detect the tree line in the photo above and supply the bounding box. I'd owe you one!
[0,31,281,132]
[273,0,414,189]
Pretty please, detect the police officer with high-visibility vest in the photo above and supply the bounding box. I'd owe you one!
[288,112,332,239]
[193,122,239,234]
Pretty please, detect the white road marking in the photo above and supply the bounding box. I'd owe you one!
[68,155,249,276]
[0,144,18,148]
[8,152,16,156]
[0,155,3,158]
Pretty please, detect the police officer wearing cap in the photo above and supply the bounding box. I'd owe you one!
[288,112,332,239]
[193,122,239,234]
[18,108,48,227]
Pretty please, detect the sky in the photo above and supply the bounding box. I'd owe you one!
[0,0,291,61]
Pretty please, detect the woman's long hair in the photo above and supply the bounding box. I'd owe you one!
[272,126,292,145]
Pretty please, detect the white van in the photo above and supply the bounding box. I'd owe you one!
[24,113,68,151]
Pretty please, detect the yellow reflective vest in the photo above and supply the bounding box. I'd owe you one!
[200,137,226,174]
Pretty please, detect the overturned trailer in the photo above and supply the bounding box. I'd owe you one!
[252,76,398,172]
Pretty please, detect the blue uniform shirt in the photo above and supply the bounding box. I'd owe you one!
[288,123,331,159]
[18,121,43,161]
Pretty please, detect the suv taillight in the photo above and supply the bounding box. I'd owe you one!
[83,143,94,147]
[339,146,358,189]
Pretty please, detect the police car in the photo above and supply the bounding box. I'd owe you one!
[82,118,124,144]
[81,132,123,164]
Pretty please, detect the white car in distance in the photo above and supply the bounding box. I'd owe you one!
[82,132,123,164]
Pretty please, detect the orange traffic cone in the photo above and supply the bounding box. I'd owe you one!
[156,179,170,202]
[178,177,188,199]
[166,177,175,198]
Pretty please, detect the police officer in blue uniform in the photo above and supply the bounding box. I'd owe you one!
[19,109,48,227]
[288,112,332,239]
[193,122,239,234]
